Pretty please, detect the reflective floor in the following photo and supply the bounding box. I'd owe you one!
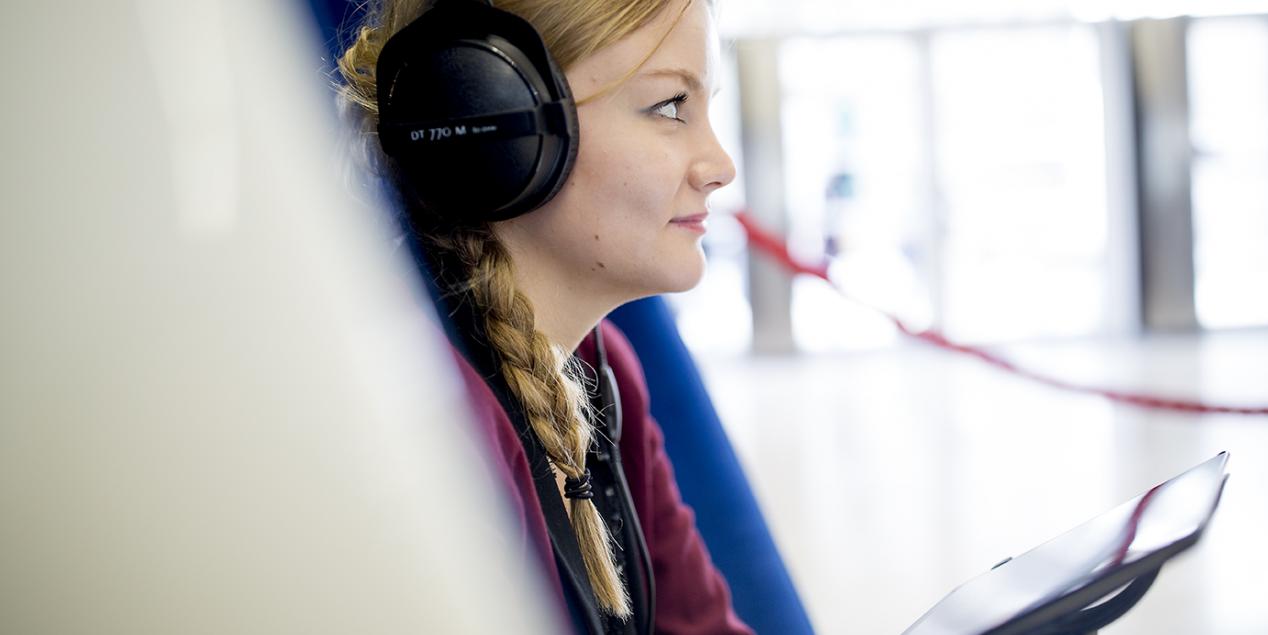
[698,329,1268,634]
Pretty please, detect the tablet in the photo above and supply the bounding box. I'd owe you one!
[904,452,1229,635]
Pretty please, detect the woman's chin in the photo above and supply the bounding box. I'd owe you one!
[658,253,707,294]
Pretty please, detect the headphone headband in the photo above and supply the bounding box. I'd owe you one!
[378,100,572,152]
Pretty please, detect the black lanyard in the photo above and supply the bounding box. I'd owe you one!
[588,326,656,635]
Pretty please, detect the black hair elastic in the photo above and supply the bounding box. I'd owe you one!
[564,469,595,500]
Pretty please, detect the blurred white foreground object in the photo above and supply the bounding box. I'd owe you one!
[0,2,559,633]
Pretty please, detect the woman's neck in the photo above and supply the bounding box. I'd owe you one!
[491,219,639,352]
[507,258,619,352]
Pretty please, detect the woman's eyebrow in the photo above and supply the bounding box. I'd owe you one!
[635,67,721,96]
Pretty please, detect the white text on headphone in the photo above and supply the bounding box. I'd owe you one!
[409,124,497,142]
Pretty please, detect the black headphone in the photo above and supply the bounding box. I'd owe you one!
[376,0,579,225]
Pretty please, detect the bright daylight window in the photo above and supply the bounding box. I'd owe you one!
[1188,16,1268,330]
[777,25,1110,350]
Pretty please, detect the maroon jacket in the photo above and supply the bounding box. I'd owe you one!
[449,319,752,634]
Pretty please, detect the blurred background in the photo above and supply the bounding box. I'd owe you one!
[660,0,1268,632]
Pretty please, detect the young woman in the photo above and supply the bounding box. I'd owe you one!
[337,1,745,632]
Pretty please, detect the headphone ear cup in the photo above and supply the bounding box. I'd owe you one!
[376,0,578,224]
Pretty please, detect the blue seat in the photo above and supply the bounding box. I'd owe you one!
[610,298,813,634]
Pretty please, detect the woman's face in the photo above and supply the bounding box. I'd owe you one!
[495,0,736,306]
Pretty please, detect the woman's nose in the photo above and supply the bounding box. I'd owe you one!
[690,124,737,193]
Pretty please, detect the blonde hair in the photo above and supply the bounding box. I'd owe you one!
[336,0,695,619]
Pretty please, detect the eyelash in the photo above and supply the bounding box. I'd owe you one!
[650,92,689,123]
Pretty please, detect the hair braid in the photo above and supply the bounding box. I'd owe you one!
[435,229,631,618]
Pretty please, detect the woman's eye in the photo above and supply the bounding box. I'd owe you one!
[651,93,689,123]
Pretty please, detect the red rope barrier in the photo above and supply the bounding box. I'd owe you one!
[733,211,1268,416]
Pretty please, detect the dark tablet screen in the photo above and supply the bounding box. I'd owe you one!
[904,452,1228,635]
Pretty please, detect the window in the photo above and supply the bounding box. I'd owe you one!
[1188,16,1268,329]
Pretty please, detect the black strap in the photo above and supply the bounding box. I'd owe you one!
[590,326,656,635]
[593,325,622,443]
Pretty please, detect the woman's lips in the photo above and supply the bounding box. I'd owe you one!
[669,213,708,233]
